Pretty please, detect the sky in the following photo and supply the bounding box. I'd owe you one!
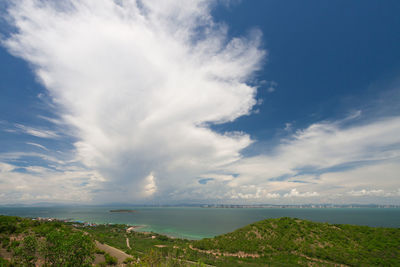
[0,0,399,205]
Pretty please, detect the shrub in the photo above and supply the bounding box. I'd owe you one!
[123,257,135,264]
[104,253,118,265]
[95,248,106,254]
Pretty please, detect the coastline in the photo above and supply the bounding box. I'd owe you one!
[1,206,399,240]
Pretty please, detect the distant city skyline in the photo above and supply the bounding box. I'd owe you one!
[0,0,399,205]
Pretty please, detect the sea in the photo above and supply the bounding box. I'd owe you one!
[0,206,399,240]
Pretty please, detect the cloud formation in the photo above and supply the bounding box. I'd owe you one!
[212,115,400,203]
[3,0,264,202]
[1,0,400,204]
[0,161,103,204]
[14,123,60,139]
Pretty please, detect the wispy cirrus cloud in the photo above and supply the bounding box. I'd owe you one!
[14,123,60,139]
[25,142,49,151]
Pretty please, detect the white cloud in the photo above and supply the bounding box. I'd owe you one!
[259,80,277,93]
[347,189,385,197]
[37,115,63,125]
[228,186,282,200]
[0,151,68,166]
[2,0,400,204]
[143,172,157,197]
[26,142,49,151]
[0,158,104,204]
[283,189,319,198]
[227,116,400,187]
[3,0,264,202]
[0,162,15,173]
[284,122,292,132]
[14,124,60,139]
[266,81,277,93]
[216,115,400,203]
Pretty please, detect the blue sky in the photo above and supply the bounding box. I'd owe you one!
[212,0,400,138]
[0,0,399,204]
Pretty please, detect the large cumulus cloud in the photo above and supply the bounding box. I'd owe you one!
[3,0,265,202]
[2,0,400,205]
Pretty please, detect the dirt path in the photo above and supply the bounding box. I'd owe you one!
[189,245,260,258]
[126,237,131,249]
[189,245,345,266]
[95,241,130,264]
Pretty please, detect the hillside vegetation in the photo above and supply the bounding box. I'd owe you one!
[193,217,400,266]
[0,215,399,266]
[0,215,95,266]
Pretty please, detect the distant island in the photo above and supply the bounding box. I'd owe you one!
[109,209,137,213]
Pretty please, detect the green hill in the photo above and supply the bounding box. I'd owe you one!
[192,217,400,266]
[1,215,399,266]
[0,215,95,266]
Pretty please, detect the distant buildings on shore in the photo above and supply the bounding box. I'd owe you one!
[199,204,400,209]
[33,217,98,227]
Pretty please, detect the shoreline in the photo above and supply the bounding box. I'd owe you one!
[1,207,399,236]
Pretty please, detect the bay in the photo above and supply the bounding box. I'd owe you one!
[0,206,399,240]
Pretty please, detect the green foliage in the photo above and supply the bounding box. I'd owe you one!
[157,235,169,241]
[104,253,118,265]
[0,236,10,248]
[193,217,400,266]
[0,216,96,266]
[0,256,10,266]
[1,215,399,267]
[42,228,95,266]
[12,234,38,266]
[86,224,128,249]
[123,257,135,263]
[95,248,106,254]
[0,216,19,234]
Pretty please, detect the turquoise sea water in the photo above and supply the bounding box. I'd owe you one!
[0,206,399,239]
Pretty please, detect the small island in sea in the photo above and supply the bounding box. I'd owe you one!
[109,209,137,213]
